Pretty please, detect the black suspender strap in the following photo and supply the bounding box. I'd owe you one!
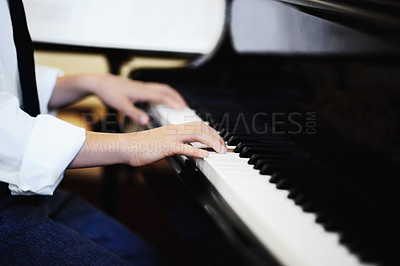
[8,0,40,117]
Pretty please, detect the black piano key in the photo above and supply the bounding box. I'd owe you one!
[273,172,334,190]
[254,159,278,170]
[222,129,282,140]
[248,152,312,165]
[254,157,322,170]
[259,161,328,175]
[234,142,297,153]
[226,135,290,146]
[239,146,304,158]
[315,204,370,232]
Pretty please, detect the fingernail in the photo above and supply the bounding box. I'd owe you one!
[220,143,227,153]
[139,116,148,125]
[222,145,228,153]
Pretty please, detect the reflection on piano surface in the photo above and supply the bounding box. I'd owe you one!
[130,0,400,265]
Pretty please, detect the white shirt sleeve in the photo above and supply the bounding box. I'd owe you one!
[35,64,63,116]
[0,93,86,196]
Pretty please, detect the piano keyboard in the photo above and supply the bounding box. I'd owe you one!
[148,104,372,266]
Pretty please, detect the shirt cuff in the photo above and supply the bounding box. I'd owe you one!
[9,114,86,195]
[35,64,64,116]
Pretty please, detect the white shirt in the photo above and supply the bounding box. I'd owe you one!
[0,0,86,195]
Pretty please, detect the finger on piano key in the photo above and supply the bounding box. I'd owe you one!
[191,142,235,152]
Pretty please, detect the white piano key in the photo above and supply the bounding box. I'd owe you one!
[151,104,206,125]
[196,152,366,266]
[226,145,237,150]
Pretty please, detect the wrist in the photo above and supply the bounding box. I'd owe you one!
[117,133,133,165]
[77,74,103,95]
[71,131,131,168]
[102,132,132,165]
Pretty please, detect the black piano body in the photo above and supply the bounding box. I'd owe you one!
[131,0,400,265]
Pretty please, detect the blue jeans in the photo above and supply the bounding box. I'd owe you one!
[0,183,171,266]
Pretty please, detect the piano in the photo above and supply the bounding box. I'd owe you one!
[129,0,400,266]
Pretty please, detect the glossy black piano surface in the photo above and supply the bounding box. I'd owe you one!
[278,0,400,38]
[131,0,400,265]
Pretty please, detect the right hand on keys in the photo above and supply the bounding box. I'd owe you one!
[124,121,227,167]
[69,121,227,169]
